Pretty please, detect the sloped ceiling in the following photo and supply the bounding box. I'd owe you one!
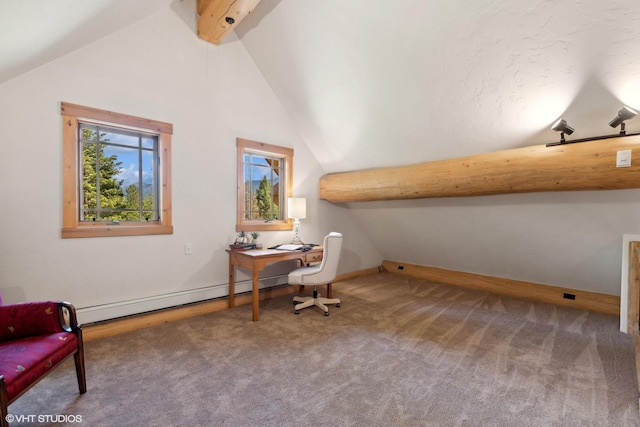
[0,0,174,84]
[3,0,639,177]
[237,0,640,173]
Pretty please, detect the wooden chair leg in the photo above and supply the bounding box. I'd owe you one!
[74,333,87,394]
[0,376,8,427]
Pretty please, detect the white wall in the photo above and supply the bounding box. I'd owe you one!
[238,0,640,301]
[0,5,381,323]
[348,191,640,296]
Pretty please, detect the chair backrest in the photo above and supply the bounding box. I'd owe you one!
[311,232,343,284]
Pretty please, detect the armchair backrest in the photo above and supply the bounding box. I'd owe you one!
[311,232,343,284]
[0,301,67,342]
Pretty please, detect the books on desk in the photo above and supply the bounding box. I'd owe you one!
[228,243,257,251]
[276,244,303,251]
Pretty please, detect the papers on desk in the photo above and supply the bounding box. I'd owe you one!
[276,244,303,251]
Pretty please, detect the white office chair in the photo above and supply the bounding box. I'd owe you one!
[289,232,343,316]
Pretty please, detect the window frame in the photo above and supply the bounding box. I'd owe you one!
[61,102,173,238]
[236,138,293,232]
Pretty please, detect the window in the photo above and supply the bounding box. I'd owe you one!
[237,138,293,232]
[61,102,173,238]
[79,123,159,222]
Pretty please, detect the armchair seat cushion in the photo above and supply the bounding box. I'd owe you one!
[0,332,78,402]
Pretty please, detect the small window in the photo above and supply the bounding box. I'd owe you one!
[237,138,293,232]
[61,102,173,238]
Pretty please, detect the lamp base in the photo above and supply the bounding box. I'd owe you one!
[291,217,303,245]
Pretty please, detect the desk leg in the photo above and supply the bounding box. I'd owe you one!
[228,261,235,308]
[252,269,260,321]
[327,283,333,299]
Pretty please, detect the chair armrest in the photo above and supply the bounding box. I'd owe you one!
[57,301,81,334]
[0,301,80,341]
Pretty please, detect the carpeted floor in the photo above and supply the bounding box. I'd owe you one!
[7,272,640,426]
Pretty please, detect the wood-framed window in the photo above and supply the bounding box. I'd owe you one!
[237,138,293,232]
[61,102,173,238]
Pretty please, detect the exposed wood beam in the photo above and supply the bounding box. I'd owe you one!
[197,0,261,45]
[320,135,640,203]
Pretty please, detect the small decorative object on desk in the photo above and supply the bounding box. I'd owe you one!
[251,232,262,249]
[229,231,256,250]
[235,231,249,244]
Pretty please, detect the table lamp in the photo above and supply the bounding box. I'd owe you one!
[287,197,306,244]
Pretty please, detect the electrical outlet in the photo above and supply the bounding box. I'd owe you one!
[185,243,192,255]
[617,150,631,167]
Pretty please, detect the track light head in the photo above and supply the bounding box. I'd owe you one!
[609,106,637,130]
[551,118,574,135]
[546,118,575,146]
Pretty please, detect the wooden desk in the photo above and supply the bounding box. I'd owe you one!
[227,247,323,321]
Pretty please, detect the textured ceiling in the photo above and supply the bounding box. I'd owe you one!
[238,0,640,172]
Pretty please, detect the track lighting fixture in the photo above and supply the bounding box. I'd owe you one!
[547,118,574,146]
[546,107,640,147]
[609,106,637,135]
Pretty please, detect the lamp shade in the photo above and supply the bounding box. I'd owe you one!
[287,197,306,219]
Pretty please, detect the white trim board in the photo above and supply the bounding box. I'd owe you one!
[621,234,640,333]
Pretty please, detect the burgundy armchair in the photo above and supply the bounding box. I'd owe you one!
[0,301,86,426]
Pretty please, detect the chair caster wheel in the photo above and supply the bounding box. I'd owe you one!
[294,310,300,314]
[336,303,341,308]
[324,312,329,316]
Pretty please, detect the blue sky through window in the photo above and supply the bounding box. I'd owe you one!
[101,132,156,190]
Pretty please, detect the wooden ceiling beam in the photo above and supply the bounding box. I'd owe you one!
[197,0,261,45]
[319,135,640,203]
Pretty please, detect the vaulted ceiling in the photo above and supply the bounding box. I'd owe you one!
[236,1,640,174]
[0,0,174,84]
[3,0,639,173]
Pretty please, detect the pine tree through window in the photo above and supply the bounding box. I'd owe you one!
[80,123,159,222]
[245,153,280,221]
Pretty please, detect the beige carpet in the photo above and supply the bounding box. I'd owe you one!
[8,272,639,426]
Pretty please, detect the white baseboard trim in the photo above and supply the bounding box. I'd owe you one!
[77,274,289,324]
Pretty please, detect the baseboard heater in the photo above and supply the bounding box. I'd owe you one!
[77,274,289,324]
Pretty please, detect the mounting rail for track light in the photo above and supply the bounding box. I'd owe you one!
[546,131,640,147]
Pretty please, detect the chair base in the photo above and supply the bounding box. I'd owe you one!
[293,290,340,316]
